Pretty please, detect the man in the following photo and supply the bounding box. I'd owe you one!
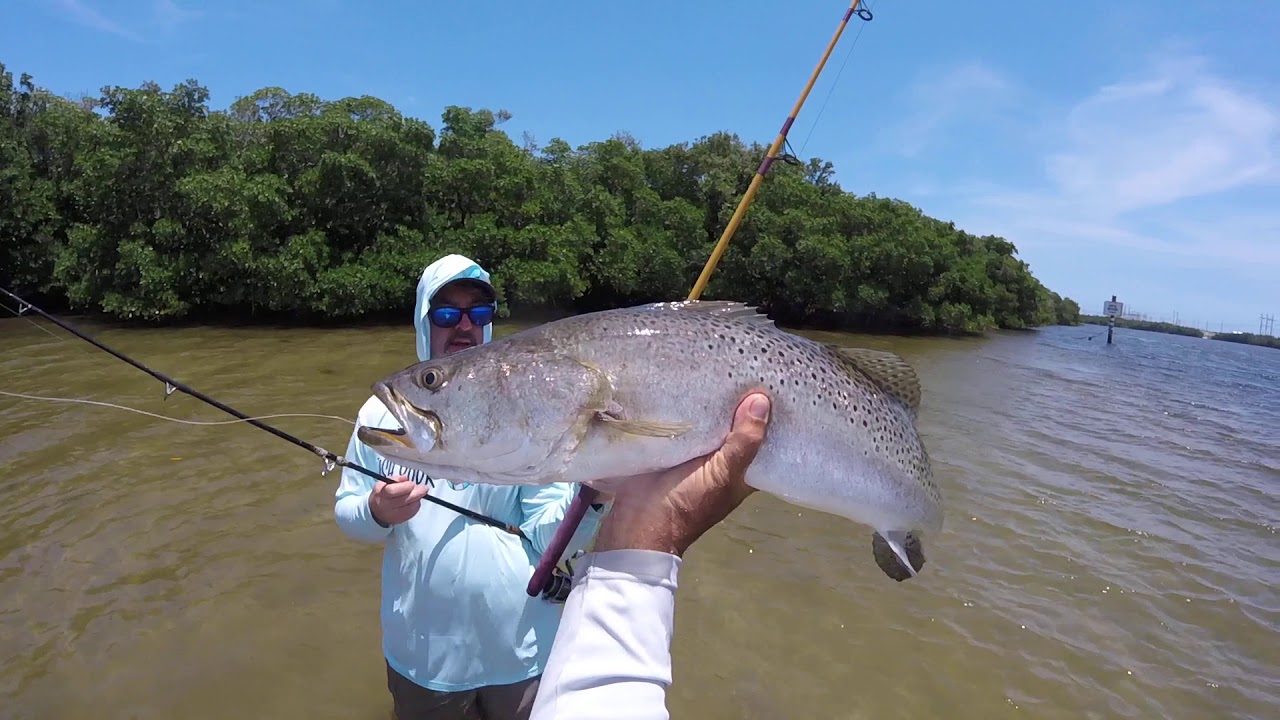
[334,253,607,720]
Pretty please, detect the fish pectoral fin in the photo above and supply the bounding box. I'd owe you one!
[871,529,926,582]
[584,476,630,493]
[594,410,693,438]
[831,346,923,413]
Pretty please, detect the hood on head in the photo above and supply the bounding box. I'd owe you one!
[412,254,496,361]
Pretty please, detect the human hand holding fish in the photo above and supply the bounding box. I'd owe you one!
[369,474,431,527]
[593,391,770,557]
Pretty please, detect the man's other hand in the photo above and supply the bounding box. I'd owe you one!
[369,474,431,526]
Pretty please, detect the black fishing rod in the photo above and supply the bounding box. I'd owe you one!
[0,287,527,540]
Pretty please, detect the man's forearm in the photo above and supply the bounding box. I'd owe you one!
[530,550,681,720]
[334,488,392,541]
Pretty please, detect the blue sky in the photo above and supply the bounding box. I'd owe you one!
[4,0,1278,333]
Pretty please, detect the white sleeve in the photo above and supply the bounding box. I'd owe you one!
[530,549,682,720]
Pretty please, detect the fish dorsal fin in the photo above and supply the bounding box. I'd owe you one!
[656,300,776,328]
[831,346,923,412]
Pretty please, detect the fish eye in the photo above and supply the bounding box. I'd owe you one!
[420,367,446,391]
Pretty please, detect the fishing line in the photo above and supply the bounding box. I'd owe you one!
[0,390,355,427]
[0,287,528,541]
[0,298,64,342]
[796,0,875,158]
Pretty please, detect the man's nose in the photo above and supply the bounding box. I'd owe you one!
[457,314,474,331]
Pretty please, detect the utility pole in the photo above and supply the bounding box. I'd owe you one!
[1261,313,1275,336]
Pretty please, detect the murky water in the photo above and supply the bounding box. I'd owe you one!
[1,313,1276,720]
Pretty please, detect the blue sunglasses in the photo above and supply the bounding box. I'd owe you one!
[428,304,496,328]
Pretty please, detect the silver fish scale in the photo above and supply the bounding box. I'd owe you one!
[544,302,939,512]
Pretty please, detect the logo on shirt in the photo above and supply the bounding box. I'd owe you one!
[377,458,471,490]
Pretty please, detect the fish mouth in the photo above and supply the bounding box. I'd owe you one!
[358,424,414,449]
[357,382,441,451]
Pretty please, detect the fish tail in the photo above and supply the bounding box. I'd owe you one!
[871,529,926,582]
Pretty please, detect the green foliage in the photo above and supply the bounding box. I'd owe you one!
[1208,332,1279,350]
[1,63,1081,332]
[1080,315,1204,338]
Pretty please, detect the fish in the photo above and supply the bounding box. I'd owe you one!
[357,300,944,581]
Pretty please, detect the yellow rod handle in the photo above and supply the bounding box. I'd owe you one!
[688,0,865,301]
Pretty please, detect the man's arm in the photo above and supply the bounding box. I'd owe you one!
[333,425,394,543]
[517,483,606,560]
[530,550,680,720]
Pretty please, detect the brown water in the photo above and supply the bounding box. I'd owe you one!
[1,313,1277,720]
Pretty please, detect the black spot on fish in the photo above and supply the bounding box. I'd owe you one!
[871,531,926,582]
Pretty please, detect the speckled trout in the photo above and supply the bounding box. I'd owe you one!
[357,300,944,581]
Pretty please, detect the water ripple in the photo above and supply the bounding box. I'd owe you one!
[2,319,1278,719]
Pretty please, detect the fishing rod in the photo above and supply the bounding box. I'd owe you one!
[525,0,877,596]
[0,287,527,540]
[689,0,873,300]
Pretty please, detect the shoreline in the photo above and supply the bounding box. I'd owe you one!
[4,295,1080,341]
[1079,315,1279,350]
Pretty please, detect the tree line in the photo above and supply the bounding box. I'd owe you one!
[1080,315,1279,350]
[1212,332,1280,350]
[0,63,1082,334]
[1080,315,1204,338]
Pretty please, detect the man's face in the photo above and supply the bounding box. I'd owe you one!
[428,281,492,358]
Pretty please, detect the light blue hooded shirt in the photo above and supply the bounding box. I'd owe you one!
[334,253,604,692]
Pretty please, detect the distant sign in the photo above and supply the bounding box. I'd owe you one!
[1102,300,1124,317]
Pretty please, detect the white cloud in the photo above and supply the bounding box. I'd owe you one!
[1041,55,1278,214]
[890,61,1020,158]
[52,0,140,41]
[151,0,203,33]
[919,52,1280,275]
[869,49,1279,326]
[51,0,203,42]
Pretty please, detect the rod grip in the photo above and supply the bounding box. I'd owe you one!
[526,486,601,597]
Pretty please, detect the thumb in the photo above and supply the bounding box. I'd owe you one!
[721,392,771,470]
